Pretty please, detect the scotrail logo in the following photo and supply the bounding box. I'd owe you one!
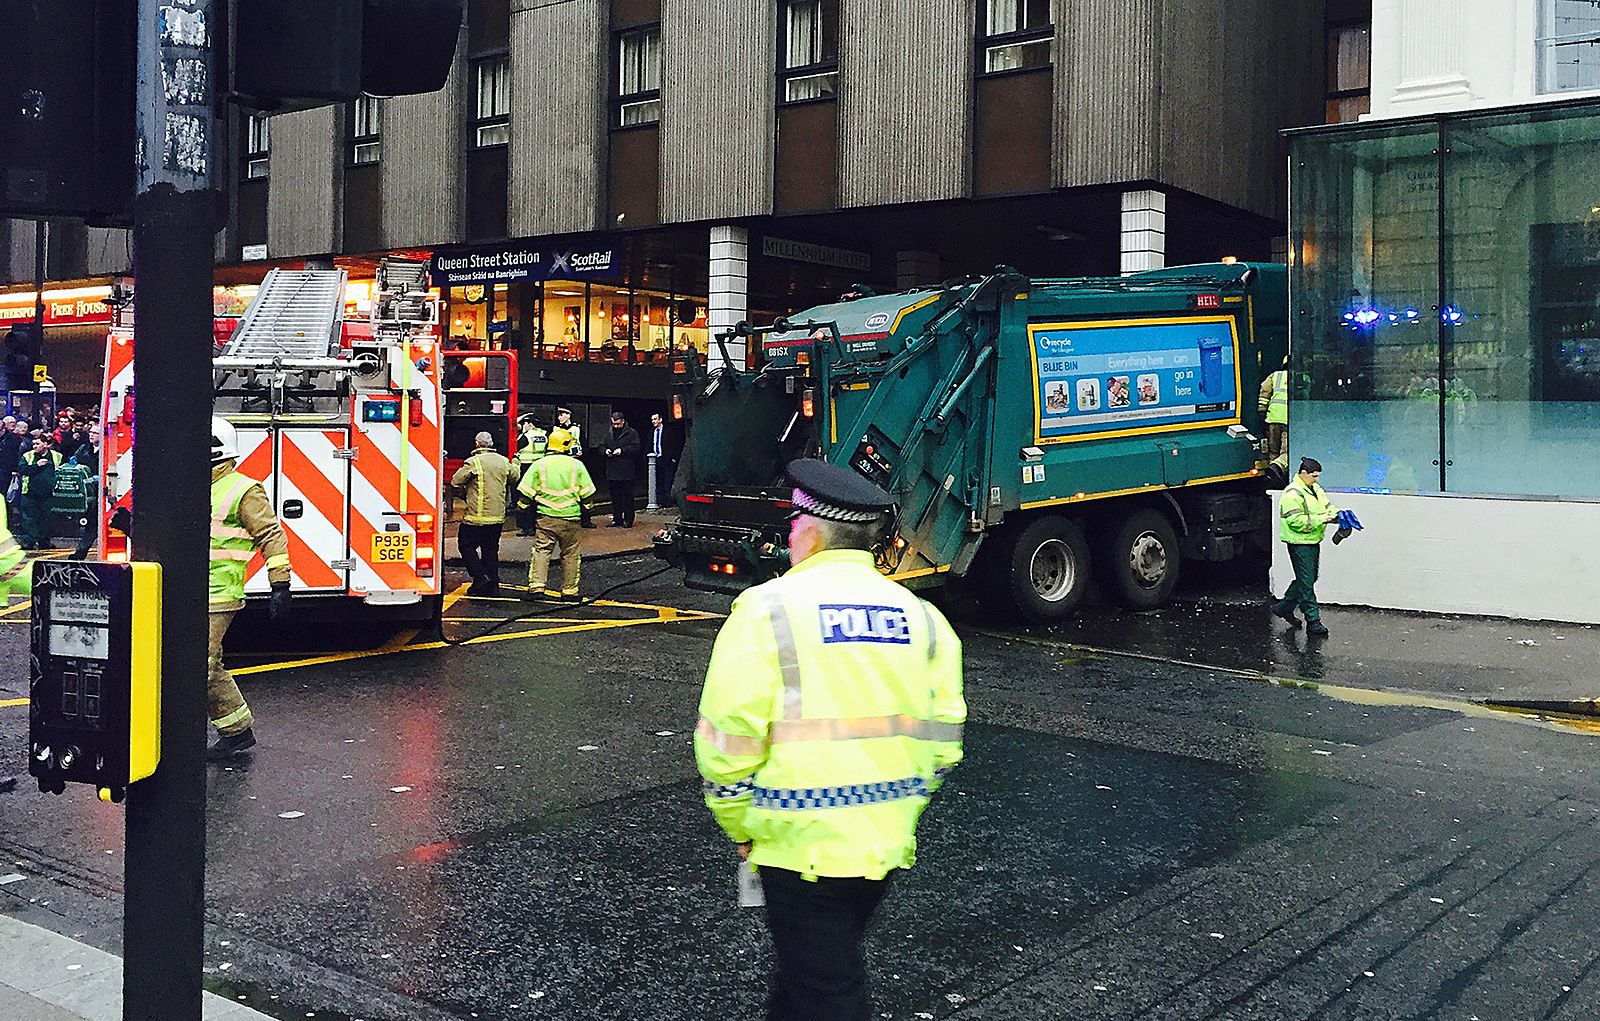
[818,604,912,645]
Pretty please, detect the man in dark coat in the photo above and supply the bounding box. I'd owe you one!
[603,411,641,528]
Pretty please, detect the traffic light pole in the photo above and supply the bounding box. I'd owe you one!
[125,2,214,1019]
[32,220,43,406]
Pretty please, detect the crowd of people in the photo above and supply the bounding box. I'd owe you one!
[0,405,100,553]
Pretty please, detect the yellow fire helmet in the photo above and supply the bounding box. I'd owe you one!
[547,428,576,453]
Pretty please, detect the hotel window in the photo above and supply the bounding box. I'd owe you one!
[616,26,662,127]
[980,0,1051,74]
[1538,0,1600,94]
[473,55,510,147]
[1325,22,1371,123]
[244,113,270,179]
[780,0,838,103]
[350,95,382,164]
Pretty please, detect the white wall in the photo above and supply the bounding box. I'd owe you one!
[1371,0,1599,117]
[1270,490,1600,624]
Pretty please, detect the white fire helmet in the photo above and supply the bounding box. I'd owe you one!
[211,417,239,463]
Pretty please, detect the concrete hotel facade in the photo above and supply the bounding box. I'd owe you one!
[2,0,1327,422]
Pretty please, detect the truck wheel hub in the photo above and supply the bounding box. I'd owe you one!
[1128,531,1168,586]
[1029,538,1076,602]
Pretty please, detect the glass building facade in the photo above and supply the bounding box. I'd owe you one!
[1289,99,1600,500]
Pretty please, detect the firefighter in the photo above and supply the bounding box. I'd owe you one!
[695,459,966,1021]
[1258,355,1290,469]
[206,418,292,760]
[450,431,512,596]
[554,407,595,529]
[512,414,547,536]
[515,427,595,601]
[17,435,61,549]
[1272,456,1339,638]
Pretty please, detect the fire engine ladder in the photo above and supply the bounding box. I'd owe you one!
[223,268,348,359]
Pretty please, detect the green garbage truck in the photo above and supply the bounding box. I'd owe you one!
[653,262,1287,621]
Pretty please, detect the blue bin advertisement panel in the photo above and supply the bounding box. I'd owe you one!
[1029,316,1242,444]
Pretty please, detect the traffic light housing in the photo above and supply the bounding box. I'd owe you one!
[232,0,465,109]
[0,1,136,221]
[3,324,43,391]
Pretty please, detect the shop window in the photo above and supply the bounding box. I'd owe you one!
[473,55,510,147]
[616,26,662,127]
[536,282,709,365]
[1325,22,1371,123]
[349,95,382,165]
[1538,0,1600,94]
[779,0,838,104]
[1290,104,1600,500]
[980,0,1051,75]
[244,113,270,180]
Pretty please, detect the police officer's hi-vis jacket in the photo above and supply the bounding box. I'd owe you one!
[695,548,966,880]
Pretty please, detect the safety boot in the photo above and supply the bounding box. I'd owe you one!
[1271,604,1301,630]
[207,728,257,762]
[1306,621,1330,638]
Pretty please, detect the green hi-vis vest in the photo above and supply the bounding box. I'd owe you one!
[1279,475,1337,545]
[20,449,62,495]
[695,549,967,880]
[0,500,31,596]
[1267,370,1289,425]
[516,452,595,519]
[210,472,258,606]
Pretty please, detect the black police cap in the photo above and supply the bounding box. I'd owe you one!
[785,459,894,524]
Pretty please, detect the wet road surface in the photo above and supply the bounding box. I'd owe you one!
[2,554,1599,1019]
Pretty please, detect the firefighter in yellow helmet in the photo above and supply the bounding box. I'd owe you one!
[206,418,291,760]
[695,458,966,1021]
[516,427,596,600]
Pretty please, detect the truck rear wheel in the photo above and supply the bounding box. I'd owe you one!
[1100,508,1181,610]
[998,516,1091,623]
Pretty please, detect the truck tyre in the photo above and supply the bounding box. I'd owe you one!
[1000,516,1091,623]
[1100,508,1181,610]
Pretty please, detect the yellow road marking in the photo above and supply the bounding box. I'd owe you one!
[0,600,32,618]
[443,616,594,624]
[231,600,720,677]
[441,582,469,613]
[0,697,28,709]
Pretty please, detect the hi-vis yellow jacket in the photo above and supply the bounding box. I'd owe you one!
[695,548,965,880]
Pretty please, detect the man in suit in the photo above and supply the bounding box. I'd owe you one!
[648,411,679,507]
[603,411,640,528]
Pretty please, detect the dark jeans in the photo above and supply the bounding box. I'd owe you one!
[457,521,503,589]
[608,480,635,526]
[655,457,677,506]
[1275,542,1322,622]
[760,867,892,1021]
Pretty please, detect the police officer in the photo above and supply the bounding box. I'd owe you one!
[1272,456,1339,638]
[206,418,292,759]
[450,431,512,596]
[554,407,595,529]
[695,459,966,1021]
[512,414,547,536]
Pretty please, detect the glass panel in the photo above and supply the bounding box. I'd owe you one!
[985,0,1049,35]
[1290,124,1443,493]
[984,38,1051,73]
[352,141,381,164]
[1539,0,1600,94]
[785,0,821,68]
[354,95,381,139]
[784,71,837,102]
[476,122,510,147]
[1441,108,1600,498]
[619,28,661,97]
[246,157,269,180]
[620,98,661,126]
[476,57,509,118]
[247,114,270,156]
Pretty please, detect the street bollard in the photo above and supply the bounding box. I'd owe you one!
[647,452,660,510]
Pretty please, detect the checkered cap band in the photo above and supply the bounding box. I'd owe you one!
[791,489,883,524]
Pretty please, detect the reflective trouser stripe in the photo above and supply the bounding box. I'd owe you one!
[696,715,768,756]
[761,589,803,719]
[211,703,252,730]
[769,715,963,743]
[265,553,290,571]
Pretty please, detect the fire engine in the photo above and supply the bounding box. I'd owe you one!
[99,258,446,620]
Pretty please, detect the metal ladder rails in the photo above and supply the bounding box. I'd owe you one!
[222,268,348,359]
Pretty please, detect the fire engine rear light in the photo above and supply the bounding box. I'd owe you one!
[801,389,815,418]
[413,514,438,578]
[106,551,127,563]
[686,494,713,504]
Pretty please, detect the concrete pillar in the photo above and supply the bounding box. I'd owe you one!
[707,225,748,372]
[895,250,941,289]
[1120,189,1165,275]
[1380,0,1475,113]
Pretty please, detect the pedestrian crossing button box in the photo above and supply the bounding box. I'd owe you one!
[27,561,161,799]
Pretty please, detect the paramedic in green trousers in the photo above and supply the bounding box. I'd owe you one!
[1272,456,1339,638]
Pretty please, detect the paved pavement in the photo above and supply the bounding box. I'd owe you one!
[2,551,1599,1019]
